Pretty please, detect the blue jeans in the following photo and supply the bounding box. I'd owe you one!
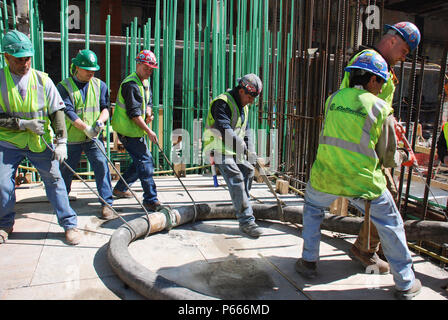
[0,144,78,231]
[60,139,113,207]
[114,134,158,205]
[301,182,416,291]
[216,155,255,226]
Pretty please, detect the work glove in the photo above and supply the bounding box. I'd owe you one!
[247,151,258,164]
[18,119,46,135]
[94,120,104,134]
[84,121,105,139]
[53,138,67,163]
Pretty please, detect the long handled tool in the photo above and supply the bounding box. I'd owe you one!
[40,136,138,237]
[394,120,448,221]
[153,140,199,223]
[255,158,286,221]
[89,137,153,237]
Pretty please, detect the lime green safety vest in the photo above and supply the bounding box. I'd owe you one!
[340,49,396,107]
[59,77,101,142]
[111,72,149,138]
[443,123,448,148]
[203,92,249,156]
[0,66,53,152]
[310,88,393,200]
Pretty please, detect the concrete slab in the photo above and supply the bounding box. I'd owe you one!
[1,174,447,301]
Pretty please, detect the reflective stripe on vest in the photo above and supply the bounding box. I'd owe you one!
[203,92,249,156]
[310,88,392,200]
[60,77,101,142]
[111,73,149,138]
[0,66,52,152]
[319,90,387,159]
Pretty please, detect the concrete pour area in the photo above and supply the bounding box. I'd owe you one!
[1,174,448,301]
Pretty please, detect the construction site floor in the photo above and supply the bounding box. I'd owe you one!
[1,174,448,301]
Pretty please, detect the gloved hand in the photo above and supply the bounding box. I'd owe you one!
[83,125,98,139]
[53,139,67,163]
[247,151,258,164]
[94,120,104,133]
[18,119,46,135]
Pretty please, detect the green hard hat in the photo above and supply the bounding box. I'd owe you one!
[71,49,100,71]
[2,30,34,58]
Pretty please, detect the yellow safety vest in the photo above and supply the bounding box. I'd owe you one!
[111,72,149,138]
[59,77,101,142]
[0,66,52,152]
[310,88,392,200]
[340,49,396,107]
[203,92,249,156]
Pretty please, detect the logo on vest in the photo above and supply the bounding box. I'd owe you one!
[329,103,367,118]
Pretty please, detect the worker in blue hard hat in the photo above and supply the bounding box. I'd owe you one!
[339,21,421,274]
[56,49,116,221]
[0,30,81,245]
[295,50,422,300]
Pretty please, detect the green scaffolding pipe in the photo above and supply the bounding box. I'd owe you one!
[85,0,90,49]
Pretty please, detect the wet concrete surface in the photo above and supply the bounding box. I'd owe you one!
[1,174,448,301]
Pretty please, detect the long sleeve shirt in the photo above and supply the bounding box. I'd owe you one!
[210,87,255,154]
[56,76,110,123]
[121,80,153,119]
[376,114,406,168]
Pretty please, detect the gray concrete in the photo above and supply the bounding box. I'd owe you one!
[1,174,447,300]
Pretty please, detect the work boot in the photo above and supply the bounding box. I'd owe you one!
[101,206,116,220]
[113,189,133,199]
[295,258,318,279]
[0,227,13,244]
[239,222,263,238]
[395,279,422,300]
[143,201,162,212]
[65,228,82,246]
[349,245,390,274]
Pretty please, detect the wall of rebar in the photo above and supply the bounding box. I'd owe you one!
[2,0,448,219]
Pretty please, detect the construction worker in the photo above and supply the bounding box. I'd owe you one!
[56,49,115,220]
[436,123,448,166]
[111,49,162,211]
[0,30,81,245]
[340,21,421,274]
[203,74,264,238]
[295,51,421,300]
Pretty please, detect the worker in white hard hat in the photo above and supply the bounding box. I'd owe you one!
[0,30,80,246]
[295,51,421,300]
[203,73,264,238]
[340,21,421,274]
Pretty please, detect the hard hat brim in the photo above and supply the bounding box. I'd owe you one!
[6,49,34,58]
[77,65,100,71]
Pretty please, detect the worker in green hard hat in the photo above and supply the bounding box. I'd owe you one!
[56,49,116,220]
[0,30,81,245]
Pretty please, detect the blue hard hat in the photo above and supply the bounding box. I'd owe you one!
[384,21,421,52]
[345,51,389,82]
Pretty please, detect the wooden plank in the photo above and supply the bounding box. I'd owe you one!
[330,197,348,216]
